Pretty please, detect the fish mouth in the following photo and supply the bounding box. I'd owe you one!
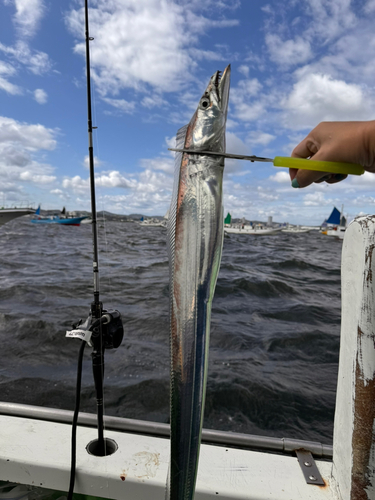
[217,64,230,111]
[214,70,222,88]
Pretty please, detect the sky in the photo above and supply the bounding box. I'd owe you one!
[1,0,375,225]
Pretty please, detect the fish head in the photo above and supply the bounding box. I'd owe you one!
[188,64,231,152]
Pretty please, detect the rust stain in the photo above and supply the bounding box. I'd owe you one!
[317,478,328,490]
[120,472,126,481]
[364,244,375,284]
[133,451,160,479]
[350,353,375,499]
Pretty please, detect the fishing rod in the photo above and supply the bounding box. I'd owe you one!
[83,0,124,457]
[66,3,124,496]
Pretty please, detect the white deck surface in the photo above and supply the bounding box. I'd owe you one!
[0,415,335,499]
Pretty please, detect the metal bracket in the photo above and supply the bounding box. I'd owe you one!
[295,449,325,486]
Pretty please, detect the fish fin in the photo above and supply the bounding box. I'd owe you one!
[167,124,188,277]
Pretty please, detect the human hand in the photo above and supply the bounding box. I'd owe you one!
[289,121,375,188]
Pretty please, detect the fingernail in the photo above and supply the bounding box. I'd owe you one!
[332,174,346,181]
[291,178,300,188]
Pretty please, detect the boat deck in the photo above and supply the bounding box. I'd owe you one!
[0,412,334,500]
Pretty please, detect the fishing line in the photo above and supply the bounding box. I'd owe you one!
[67,340,85,500]
[89,54,113,304]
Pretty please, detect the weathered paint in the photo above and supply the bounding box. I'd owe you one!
[332,215,375,500]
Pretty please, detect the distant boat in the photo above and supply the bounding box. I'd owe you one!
[225,223,282,235]
[321,206,346,239]
[282,225,311,234]
[224,212,231,227]
[31,206,88,226]
[138,217,167,227]
[0,207,35,227]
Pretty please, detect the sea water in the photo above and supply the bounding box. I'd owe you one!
[0,217,342,444]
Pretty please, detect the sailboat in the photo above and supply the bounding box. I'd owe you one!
[31,206,88,226]
[321,206,346,239]
[224,212,231,227]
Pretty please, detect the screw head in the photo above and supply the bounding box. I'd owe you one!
[304,461,312,467]
[309,475,317,481]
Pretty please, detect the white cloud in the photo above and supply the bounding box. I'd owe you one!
[304,0,357,42]
[0,60,16,77]
[5,0,45,38]
[364,0,375,13]
[0,116,57,192]
[303,191,333,207]
[238,65,250,77]
[0,76,22,95]
[282,73,371,129]
[62,176,89,195]
[19,171,55,184]
[247,131,275,146]
[257,186,279,201]
[102,97,136,114]
[266,34,313,67]
[350,171,375,187]
[141,95,168,109]
[230,78,267,122]
[62,170,136,194]
[33,88,47,104]
[0,116,56,150]
[139,157,174,175]
[83,155,102,170]
[66,0,238,95]
[269,171,290,183]
[0,60,22,95]
[0,41,51,75]
[96,171,136,189]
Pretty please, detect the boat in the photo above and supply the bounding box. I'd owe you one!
[225,223,282,235]
[0,207,35,227]
[321,206,346,239]
[326,226,346,240]
[281,225,311,233]
[224,212,232,227]
[31,206,88,226]
[138,217,167,227]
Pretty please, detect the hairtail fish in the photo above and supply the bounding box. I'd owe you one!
[166,64,231,500]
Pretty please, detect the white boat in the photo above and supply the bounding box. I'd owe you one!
[1,215,375,500]
[281,225,311,233]
[0,207,35,227]
[225,223,282,235]
[138,218,167,227]
[326,226,346,240]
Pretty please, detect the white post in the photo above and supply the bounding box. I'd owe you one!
[332,215,375,500]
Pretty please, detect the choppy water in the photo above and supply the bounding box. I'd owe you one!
[0,217,342,444]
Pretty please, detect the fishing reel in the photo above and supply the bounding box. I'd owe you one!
[70,306,124,350]
[90,308,124,351]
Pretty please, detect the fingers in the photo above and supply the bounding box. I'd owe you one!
[290,136,324,187]
[290,130,348,188]
[291,137,318,159]
[291,168,330,188]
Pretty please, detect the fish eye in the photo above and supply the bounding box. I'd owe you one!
[200,97,210,109]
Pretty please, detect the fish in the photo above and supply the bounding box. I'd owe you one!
[166,64,231,500]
